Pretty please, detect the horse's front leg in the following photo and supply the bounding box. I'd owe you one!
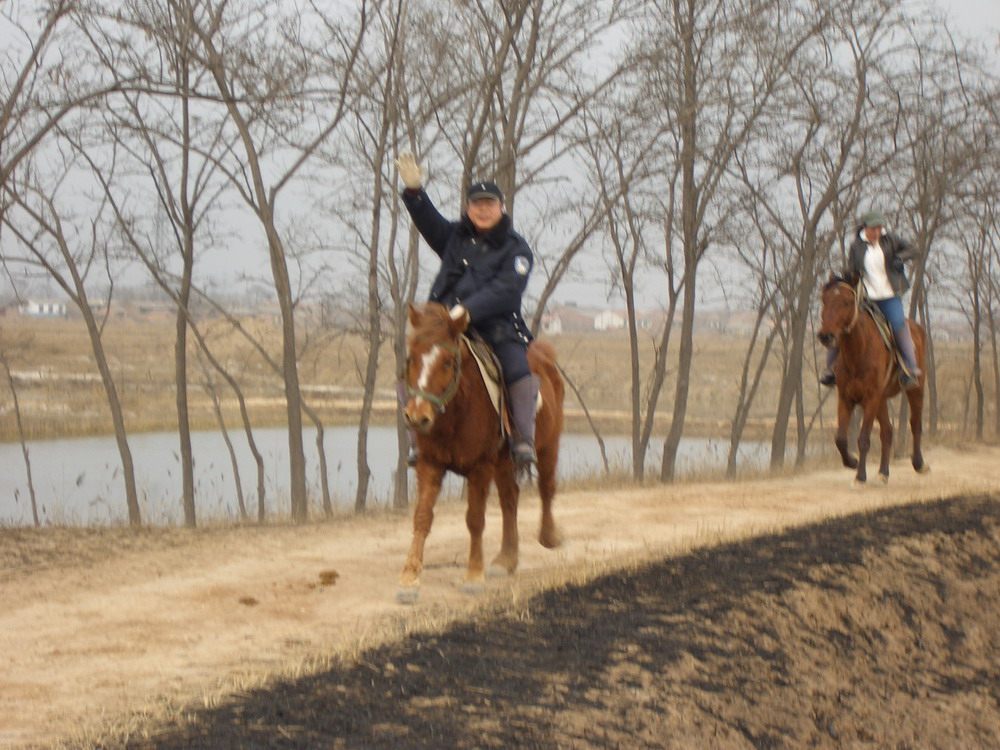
[397,463,446,604]
[462,465,494,594]
[488,458,521,578]
[854,400,880,484]
[835,396,858,470]
[875,398,893,483]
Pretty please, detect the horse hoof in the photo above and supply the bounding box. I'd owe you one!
[538,529,562,549]
[877,474,889,485]
[486,564,512,579]
[396,587,420,605]
[461,580,486,595]
[915,463,931,474]
[851,478,866,489]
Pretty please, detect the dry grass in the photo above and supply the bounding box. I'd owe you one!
[0,313,993,444]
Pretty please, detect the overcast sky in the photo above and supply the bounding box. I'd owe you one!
[4,0,998,310]
[924,0,1000,46]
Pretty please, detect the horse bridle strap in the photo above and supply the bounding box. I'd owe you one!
[840,282,861,334]
[406,342,463,413]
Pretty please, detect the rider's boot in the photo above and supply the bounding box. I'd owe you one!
[894,323,922,390]
[508,375,539,474]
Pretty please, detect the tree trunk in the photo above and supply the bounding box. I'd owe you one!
[2,353,40,526]
[661,277,696,481]
[84,312,142,525]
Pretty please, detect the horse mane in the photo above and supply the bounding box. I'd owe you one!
[822,274,849,292]
[822,272,860,293]
[407,303,455,347]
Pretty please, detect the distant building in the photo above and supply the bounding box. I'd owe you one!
[594,309,627,331]
[18,299,68,318]
[544,305,601,333]
[540,312,563,335]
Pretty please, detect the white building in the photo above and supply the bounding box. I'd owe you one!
[594,309,627,331]
[19,299,68,318]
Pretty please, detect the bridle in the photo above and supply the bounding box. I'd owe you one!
[405,341,463,413]
[835,281,862,336]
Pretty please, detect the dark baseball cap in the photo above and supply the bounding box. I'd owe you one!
[467,180,504,202]
[861,209,887,227]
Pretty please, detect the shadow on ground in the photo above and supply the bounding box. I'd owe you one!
[130,495,1000,749]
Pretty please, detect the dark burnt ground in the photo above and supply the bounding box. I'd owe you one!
[126,495,1000,750]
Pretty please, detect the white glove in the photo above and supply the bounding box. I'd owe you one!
[395,151,424,189]
[450,305,470,325]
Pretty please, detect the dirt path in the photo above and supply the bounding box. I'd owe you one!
[2,444,1000,748]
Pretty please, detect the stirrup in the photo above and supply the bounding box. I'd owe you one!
[899,371,919,391]
[511,440,536,470]
[819,371,836,387]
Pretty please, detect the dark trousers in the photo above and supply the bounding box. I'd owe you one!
[491,338,531,383]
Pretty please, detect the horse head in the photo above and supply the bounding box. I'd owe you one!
[404,302,469,434]
[817,274,859,349]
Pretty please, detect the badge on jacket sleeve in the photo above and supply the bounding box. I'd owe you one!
[514,256,531,276]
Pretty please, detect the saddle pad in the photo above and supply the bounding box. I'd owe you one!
[462,334,508,433]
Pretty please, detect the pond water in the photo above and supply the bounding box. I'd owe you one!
[0,426,773,526]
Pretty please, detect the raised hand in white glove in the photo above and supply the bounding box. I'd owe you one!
[450,304,470,326]
[395,151,424,190]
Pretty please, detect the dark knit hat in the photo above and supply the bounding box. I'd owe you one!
[467,180,504,202]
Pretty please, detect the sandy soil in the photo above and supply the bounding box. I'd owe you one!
[2,444,1000,748]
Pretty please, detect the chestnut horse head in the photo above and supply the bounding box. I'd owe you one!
[816,273,928,485]
[817,274,861,351]
[397,301,564,605]
[403,302,467,435]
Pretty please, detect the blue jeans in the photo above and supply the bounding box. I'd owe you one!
[825,294,918,375]
[871,296,906,332]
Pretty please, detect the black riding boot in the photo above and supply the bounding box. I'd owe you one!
[508,375,539,472]
[396,379,418,467]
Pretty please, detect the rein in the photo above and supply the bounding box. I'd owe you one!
[406,341,463,413]
[838,281,861,335]
[836,281,896,392]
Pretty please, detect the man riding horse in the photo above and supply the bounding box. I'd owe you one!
[395,152,539,473]
[820,208,924,390]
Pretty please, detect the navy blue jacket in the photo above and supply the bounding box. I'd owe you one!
[402,188,533,346]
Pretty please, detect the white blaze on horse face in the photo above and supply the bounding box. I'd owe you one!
[415,344,445,406]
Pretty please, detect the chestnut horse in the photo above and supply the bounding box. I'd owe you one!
[397,302,564,604]
[817,275,929,484]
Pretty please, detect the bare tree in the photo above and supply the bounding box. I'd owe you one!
[74,0,236,526]
[578,100,672,479]
[1,0,132,193]
[628,0,827,480]
[0,340,40,526]
[2,160,143,525]
[429,0,636,334]
[174,0,369,520]
[885,22,987,450]
[195,348,249,520]
[725,0,912,469]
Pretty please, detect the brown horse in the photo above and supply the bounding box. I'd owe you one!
[817,275,929,484]
[397,302,564,604]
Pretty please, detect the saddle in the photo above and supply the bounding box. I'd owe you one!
[861,300,915,378]
[462,331,513,442]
